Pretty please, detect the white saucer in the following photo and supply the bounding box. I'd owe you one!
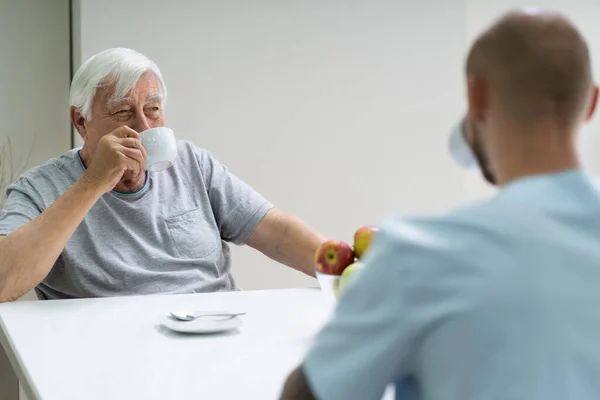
[160,313,243,334]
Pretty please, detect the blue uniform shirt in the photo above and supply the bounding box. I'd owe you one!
[304,170,600,400]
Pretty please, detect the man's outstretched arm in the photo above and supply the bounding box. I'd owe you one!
[246,208,326,277]
[280,365,317,400]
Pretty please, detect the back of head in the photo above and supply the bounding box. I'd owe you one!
[69,48,167,121]
[466,9,594,128]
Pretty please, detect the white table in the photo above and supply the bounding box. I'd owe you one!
[0,288,336,400]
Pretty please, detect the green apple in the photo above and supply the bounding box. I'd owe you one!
[338,261,365,293]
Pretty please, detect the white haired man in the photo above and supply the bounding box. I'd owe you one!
[0,48,326,301]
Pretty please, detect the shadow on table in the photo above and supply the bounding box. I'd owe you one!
[154,324,242,339]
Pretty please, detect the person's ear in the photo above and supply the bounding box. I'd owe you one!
[70,107,88,141]
[466,75,488,123]
[585,84,599,122]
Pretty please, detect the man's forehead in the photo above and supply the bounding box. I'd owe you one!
[94,72,163,106]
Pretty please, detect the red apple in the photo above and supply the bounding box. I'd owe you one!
[314,240,355,275]
[353,225,379,259]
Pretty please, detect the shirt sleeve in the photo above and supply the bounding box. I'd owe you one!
[302,219,428,400]
[0,178,43,236]
[195,147,274,245]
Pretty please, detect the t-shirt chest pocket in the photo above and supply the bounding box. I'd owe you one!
[164,208,220,259]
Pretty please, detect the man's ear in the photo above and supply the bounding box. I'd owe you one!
[466,75,488,123]
[585,84,599,122]
[70,106,88,141]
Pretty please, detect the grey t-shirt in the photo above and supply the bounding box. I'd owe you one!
[0,140,273,299]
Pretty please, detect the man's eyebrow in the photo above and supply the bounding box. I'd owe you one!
[146,93,164,103]
[106,93,163,106]
[108,97,134,106]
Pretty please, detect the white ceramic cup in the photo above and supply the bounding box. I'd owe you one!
[140,127,177,172]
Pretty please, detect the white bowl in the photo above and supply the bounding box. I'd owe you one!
[316,271,342,302]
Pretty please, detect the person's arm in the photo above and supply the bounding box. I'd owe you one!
[279,366,317,400]
[197,148,326,274]
[0,179,104,301]
[245,208,326,277]
[0,127,146,302]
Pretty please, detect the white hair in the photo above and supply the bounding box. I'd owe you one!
[69,48,167,120]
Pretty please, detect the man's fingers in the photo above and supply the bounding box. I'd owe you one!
[119,146,145,163]
[123,157,143,180]
[139,141,147,161]
[117,137,148,161]
[110,126,140,140]
[117,138,147,166]
[116,145,146,176]
[118,137,143,150]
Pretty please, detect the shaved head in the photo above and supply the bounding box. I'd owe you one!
[466,9,594,127]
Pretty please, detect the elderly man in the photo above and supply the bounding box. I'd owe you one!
[0,48,326,301]
[281,9,600,400]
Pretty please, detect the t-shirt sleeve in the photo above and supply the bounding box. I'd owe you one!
[196,148,274,245]
[0,178,43,236]
[302,219,428,400]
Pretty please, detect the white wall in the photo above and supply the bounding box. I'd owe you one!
[0,1,71,399]
[0,0,71,172]
[0,0,72,303]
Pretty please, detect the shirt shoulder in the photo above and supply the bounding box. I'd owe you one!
[170,140,217,183]
[174,140,197,158]
[377,198,508,259]
[7,150,81,201]
[369,198,517,301]
[18,149,78,179]
[173,140,212,164]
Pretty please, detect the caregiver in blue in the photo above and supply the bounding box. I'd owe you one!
[281,8,600,400]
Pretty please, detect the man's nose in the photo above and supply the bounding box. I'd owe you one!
[133,112,151,133]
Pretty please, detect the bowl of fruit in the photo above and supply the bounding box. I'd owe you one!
[314,225,378,301]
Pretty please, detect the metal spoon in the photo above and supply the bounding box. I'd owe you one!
[169,311,246,322]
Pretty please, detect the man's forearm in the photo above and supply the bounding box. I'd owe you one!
[271,213,325,276]
[0,178,104,301]
[247,209,326,277]
[280,365,317,400]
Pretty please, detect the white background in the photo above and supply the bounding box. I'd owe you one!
[0,0,70,178]
[73,0,600,290]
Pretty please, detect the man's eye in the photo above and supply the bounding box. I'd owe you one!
[115,110,130,115]
[145,107,161,115]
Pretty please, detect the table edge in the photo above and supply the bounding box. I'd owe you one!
[0,315,42,400]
